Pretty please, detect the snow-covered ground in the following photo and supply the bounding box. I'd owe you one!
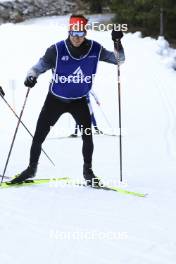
[0,15,176,264]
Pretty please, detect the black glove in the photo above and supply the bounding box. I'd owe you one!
[0,86,5,97]
[111,29,123,42]
[24,76,37,88]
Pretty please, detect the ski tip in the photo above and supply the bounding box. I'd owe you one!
[110,186,148,197]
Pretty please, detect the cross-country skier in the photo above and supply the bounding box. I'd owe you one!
[71,90,103,137]
[11,14,125,185]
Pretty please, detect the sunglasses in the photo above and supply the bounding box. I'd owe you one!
[69,31,86,37]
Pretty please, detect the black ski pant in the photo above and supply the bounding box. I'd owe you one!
[29,92,93,166]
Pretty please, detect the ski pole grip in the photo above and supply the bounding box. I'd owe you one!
[0,86,5,97]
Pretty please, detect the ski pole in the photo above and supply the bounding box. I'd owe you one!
[98,105,114,131]
[114,40,123,182]
[1,87,31,184]
[0,87,55,167]
[91,90,115,133]
[0,86,5,97]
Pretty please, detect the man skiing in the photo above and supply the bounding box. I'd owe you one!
[11,14,125,185]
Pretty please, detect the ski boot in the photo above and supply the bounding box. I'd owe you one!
[83,163,100,187]
[10,163,37,184]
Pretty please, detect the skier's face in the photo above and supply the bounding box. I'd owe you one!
[69,35,85,47]
[69,31,87,47]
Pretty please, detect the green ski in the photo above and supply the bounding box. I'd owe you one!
[1,177,147,197]
[0,177,69,188]
[64,178,147,197]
